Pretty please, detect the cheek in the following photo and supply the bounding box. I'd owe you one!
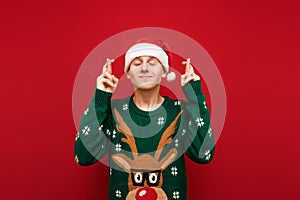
[158,70,166,79]
[127,69,137,79]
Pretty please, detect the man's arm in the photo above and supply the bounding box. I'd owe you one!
[180,59,215,164]
[74,59,119,166]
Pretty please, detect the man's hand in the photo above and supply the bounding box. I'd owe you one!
[181,58,200,86]
[96,58,119,93]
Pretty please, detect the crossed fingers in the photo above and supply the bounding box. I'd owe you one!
[181,58,200,86]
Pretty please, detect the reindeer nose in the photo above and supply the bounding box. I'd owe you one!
[135,187,158,200]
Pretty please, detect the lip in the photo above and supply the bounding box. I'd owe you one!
[138,75,152,78]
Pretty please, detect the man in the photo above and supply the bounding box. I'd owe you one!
[75,38,215,200]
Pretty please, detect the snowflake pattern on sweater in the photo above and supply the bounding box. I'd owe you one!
[74,80,215,200]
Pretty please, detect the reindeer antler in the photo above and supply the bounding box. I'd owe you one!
[154,110,183,160]
[114,108,138,159]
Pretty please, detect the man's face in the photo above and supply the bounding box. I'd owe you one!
[127,56,166,90]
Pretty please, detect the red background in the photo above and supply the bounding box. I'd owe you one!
[1,0,300,199]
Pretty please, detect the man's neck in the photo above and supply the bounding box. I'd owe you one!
[133,86,164,111]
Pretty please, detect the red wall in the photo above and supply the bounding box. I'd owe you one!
[1,0,300,199]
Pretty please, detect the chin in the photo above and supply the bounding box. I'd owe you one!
[136,83,160,90]
[133,81,161,91]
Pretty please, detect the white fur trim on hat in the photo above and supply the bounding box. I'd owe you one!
[124,43,170,73]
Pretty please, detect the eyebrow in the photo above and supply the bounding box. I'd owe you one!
[147,57,159,62]
[133,56,158,62]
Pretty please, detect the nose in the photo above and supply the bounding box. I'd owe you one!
[141,64,148,71]
[135,187,158,200]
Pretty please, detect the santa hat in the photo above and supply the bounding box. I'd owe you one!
[124,39,176,82]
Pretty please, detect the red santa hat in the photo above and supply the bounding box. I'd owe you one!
[124,38,176,82]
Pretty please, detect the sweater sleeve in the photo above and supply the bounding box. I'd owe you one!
[74,88,114,166]
[182,80,215,164]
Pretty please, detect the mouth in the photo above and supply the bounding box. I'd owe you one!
[138,75,152,78]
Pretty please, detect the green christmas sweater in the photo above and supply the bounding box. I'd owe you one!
[74,80,215,200]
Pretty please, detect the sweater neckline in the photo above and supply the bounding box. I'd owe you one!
[129,95,172,117]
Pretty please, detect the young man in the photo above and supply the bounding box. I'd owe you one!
[74,38,215,200]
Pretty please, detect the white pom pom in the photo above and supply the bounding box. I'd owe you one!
[166,71,176,82]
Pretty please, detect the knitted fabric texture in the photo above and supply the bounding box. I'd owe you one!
[74,80,215,200]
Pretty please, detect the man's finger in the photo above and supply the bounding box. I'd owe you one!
[112,75,119,84]
[185,58,191,73]
[101,78,115,88]
[103,71,113,81]
[102,64,107,74]
[102,58,114,74]
[106,58,114,74]
[188,64,194,74]
[182,58,191,73]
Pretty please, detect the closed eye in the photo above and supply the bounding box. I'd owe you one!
[132,61,142,66]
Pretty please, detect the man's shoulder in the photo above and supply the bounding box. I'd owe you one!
[111,96,132,108]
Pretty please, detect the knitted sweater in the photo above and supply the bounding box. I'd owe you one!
[74,80,215,200]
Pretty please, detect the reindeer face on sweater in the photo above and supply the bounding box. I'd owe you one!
[112,109,183,200]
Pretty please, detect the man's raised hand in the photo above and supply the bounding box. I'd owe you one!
[181,58,200,86]
[96,58,119,93]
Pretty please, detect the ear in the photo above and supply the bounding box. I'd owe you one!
[126,72,130,79]
[161,72,167,78]
[159,148,178,170]
[112,154,133,173]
